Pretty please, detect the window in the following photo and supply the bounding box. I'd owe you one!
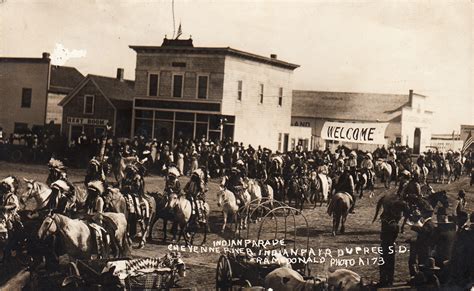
[259,83,264,104]
[197,75,209,99]
[172,74,184,98]
[84,95,94,114]
[21,88,32,108]
[148,73,159,96]
[237,80,243,101]
[278,133,282,151]
[278,87,283,106]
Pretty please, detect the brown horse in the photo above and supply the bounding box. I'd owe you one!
[327,192,352,236]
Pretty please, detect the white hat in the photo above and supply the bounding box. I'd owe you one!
[168,167,180,178]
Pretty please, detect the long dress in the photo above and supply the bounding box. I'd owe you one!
[177,153,184,175]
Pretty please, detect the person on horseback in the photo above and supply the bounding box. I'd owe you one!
[164,166,181,198]
[48,179,76,215]
[121,163,146,236]
[46,158,67,186]
[0,180,21,230]
[361,153,374,185]
[334,165,356,213]
[268,156,284,199]
[184,167,208,223]
[221,166,245,206]
[347,151,358,182]
[85,156,106,186]
[85,181,109,258]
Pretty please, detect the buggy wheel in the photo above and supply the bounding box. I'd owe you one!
[184,214,208,246]
[216,255,232,291]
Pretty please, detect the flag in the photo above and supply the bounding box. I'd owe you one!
[462,131,473,152]
[176,23,182,39]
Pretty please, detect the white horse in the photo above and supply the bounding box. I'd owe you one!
[38,213,129,259]
[216,188,251,232]
[166,193,210,243]
[20,179,53,212]
[375,160,393,189]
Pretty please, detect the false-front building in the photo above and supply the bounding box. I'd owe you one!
[129,38,302,151]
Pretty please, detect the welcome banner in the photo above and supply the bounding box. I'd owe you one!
[321,121,388,144]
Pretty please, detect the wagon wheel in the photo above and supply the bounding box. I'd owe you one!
[216,255,233,291]
[184,212,208,246]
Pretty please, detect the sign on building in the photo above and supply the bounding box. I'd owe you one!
[67,117,109,126]
[321,121,388,144]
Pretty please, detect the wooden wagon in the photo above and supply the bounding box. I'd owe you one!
[64,254,186,291]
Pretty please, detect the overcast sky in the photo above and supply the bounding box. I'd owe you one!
[1,0,472,133]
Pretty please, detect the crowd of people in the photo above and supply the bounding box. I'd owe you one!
[1,130,474,288]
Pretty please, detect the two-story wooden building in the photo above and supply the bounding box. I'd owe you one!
[0,53,83,136]
[129,38,303,151]
[59,69,134,142]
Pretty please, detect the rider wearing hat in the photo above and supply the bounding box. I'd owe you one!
[46,158,67,186]
[49,179,75,214]
[361,153,374,185]
[85,181,110,258]
[184,167,208,223]
[334,165,356,213]
[164,166,181,198]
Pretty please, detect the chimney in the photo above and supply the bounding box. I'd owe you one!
[409,89,414,106]
[116,68,124,82]
[270,54,277,60]
[42,52,50,60]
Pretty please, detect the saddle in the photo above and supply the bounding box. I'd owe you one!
[88,222,110,258]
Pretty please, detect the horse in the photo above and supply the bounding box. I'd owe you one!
[355,170,374,199]
[327,192,352,236]
[145,191,175,242]
[286,176,309,211]
[375,160,393,189]
[267,176,285,202]
[246,179,274,219]
[38,213,129,259]
[452,161,463,182]
[439,159,453,184]
[166,193,210,243]
[412,164,429,185]
[20,179,84,216]
[0,268,32,291]
[264,267,325,291]
[20,179,53,212]
[216,188,250,232]
[309,171,332,207]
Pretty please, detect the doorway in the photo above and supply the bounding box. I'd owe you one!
[413,128,421,154]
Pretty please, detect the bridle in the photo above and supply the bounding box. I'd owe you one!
[40,214,56,239]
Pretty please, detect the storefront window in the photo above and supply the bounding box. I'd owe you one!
[155,111,174,120]
[196,123,208,140]
[154,120,173,141]
[174,122,194,141]
[134,119,153,138]
[223,124,234,141]
[135,109,153,119]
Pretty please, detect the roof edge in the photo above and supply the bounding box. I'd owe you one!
[128,45,299,70]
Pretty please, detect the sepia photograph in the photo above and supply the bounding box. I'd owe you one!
[0,0,473,290]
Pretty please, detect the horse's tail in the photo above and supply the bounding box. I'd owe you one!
[327,195,336,216]
[373,196,384,223]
